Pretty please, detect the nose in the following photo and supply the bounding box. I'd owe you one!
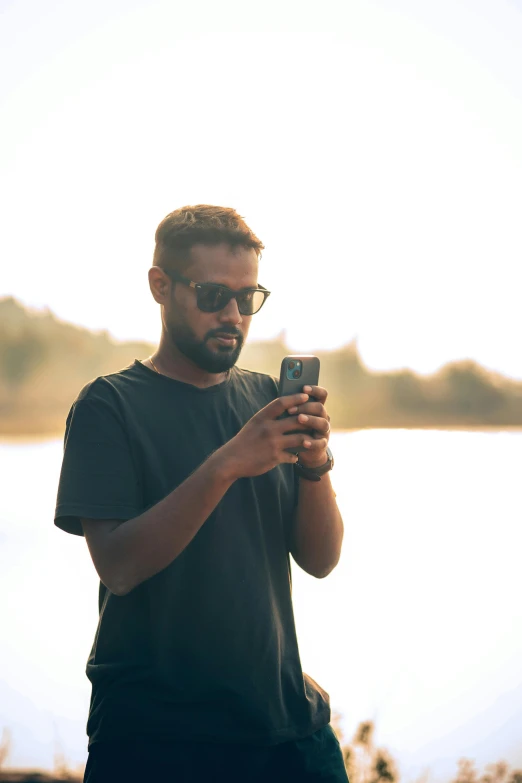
[218,295,243,325]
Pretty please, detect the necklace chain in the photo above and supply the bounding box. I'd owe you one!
[147,355,229,383]
[148,356,160,374]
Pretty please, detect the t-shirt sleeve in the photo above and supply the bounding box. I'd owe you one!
[54,393,142,537]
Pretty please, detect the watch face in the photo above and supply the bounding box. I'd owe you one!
[326,446,334,467]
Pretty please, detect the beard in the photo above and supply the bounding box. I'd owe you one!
[168,320,245,373]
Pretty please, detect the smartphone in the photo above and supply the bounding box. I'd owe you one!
[278,355,320,452]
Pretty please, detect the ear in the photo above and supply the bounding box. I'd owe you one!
[148,267,171,305]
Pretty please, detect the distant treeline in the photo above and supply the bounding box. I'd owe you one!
[1,295,522,436]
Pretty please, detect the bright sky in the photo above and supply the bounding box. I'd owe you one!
[1,0,522,379]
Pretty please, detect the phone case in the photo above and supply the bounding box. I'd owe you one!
[278,356,320,452]
[278,355,320,399]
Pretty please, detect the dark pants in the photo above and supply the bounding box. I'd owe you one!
[84,724,349,782]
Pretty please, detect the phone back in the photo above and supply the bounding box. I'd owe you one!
[279,355,320,398]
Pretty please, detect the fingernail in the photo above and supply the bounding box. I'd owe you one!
[303,386,312,392]
[304,440,312,447]
[288,406,298,414]
[299,414,309,422]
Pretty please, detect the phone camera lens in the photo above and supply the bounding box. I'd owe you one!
[293,369,300,378]
[288,361,295,370]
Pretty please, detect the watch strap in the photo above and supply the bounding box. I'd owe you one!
[294,448,334,482]
[294,462,323,481]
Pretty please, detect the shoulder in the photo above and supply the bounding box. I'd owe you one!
[72,361,142,405]
[64,364,143,437]
[69,361,142,418]
[232,366,280,400]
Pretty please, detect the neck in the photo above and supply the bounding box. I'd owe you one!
[150,334,230,389]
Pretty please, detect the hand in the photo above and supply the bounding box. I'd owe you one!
[287,384,331,468]
[218,392,318,479]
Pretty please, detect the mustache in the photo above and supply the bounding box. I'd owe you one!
[206,328,243,341]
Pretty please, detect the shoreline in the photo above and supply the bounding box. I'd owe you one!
[2,425,522,445]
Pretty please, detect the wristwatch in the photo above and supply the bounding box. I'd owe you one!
[294,447,334,482]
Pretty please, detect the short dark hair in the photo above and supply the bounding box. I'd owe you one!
[153,204,265,271]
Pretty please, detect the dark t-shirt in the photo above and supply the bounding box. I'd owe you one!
[54,359,330,749]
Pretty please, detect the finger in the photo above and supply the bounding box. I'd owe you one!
[294,438,328,454]
[302,437,329,451]
[263,393,309,420]
[282,451,301,464]
[287,402,327,417]
[275,417,312,435]
[312,428,330,439]
[282,433,315,451]
[302,385,328,403]
[295,414,330,434]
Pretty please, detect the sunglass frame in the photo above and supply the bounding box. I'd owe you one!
[163,269,271,315]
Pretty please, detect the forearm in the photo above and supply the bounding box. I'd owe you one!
[291,473,344,578]
[109,448,237,595]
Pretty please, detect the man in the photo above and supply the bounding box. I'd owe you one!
[54,205,347,782]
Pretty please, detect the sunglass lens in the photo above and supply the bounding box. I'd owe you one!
[196,286,267,314]
[237,290,266,315]
[197,286,229,312]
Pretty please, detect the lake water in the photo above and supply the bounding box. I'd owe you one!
[1,430,521,781]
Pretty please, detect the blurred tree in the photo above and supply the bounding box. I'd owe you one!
[481,761,510,783]
[450,758,522,783]
[450,757,479,783]
[369,749,399,783]
[386,370,426,411]
[0,726,12,769]
[331,717,398,783]
[435,361,505,417]
[0,331,48,388]
[3,296,522,434]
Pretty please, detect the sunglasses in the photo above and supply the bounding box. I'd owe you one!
[164,269,271,315]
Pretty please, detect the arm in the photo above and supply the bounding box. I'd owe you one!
[82,448,236,597]
[291,473,344,579]
[286,384,344,578]
[82,391,313,597]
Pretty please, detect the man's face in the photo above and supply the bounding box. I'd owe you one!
[164,243,259,373]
